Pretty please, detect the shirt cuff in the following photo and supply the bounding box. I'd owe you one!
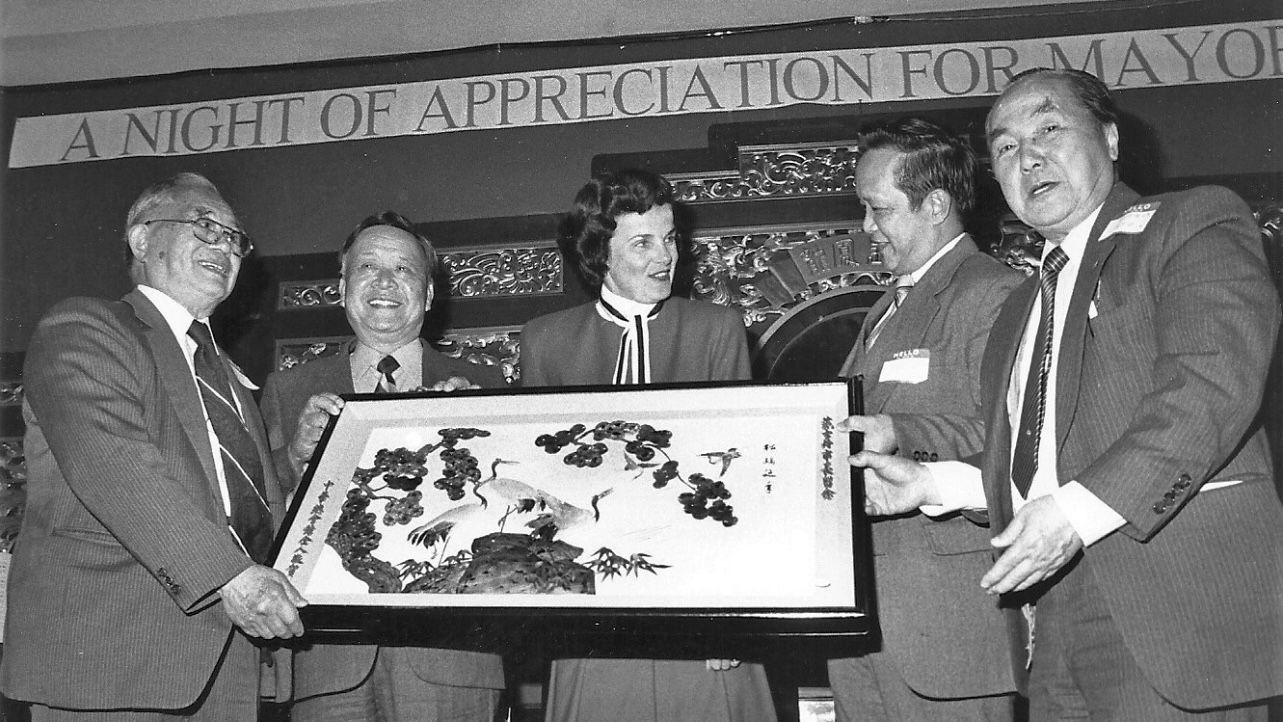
[919,460,987,517]
[1051,481,1126,546]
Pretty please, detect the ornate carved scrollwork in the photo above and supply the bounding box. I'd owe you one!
[0,381,22,407]
[440,244,563,299]
[670,142,860,203]
[278,280,342,309]
[0,437,26,553]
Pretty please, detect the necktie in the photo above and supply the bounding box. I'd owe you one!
[1011,245,1070,498]
[187,321,272,563]
[376,355,400,393]
[596,298,664,385]
[865,278,914,349]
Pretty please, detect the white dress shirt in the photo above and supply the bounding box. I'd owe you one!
[919,209,1127,546]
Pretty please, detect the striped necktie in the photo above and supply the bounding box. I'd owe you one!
[376,355,400,393]
[596,298,664,384]
[1011,245,1069,498]
[865,278,914,349]
[187,321,272,563]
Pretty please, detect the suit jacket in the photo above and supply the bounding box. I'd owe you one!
[520,296,751,386]
[1,290,284,710]
[259,343,507,698]
[978,184,1283,708]
[836,236,1022,698]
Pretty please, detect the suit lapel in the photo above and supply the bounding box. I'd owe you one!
[123,290,222,501]
[838,291,893,381]
[982,275,1039,527]
[853,237,976,413]
[1054,183,1136,453]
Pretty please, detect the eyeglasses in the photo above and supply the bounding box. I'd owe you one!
[143,217,254,257]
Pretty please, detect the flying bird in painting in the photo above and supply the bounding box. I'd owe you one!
[698,447,740,477]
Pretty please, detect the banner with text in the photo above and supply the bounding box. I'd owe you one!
[9,19,1281,168]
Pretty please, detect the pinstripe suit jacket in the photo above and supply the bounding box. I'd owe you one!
[978,184,1283,708]
[259,345,506,698]
[0,289,283,709]
[835,236,1022,698]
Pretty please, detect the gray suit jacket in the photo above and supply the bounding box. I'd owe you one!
[1,290,284,709]
[520,296,750,386]
[838,236,1022,698]
[979,184,1283,708]
[260,344,507,698]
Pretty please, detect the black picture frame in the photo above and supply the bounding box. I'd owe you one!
[270,378,872,650]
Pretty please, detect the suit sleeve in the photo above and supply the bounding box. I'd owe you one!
[259,371,300,494]
[1077,188,1281,538]
[709,307,752,382]
[889,268,1024,460]
[24,303,251,611]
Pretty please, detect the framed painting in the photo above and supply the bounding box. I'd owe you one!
[272,379,873,645]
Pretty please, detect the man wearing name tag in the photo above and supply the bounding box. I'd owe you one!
[2,172,305,720]
[853,69,1283,719]
[827,118,1022,722]
[260,211,506,721]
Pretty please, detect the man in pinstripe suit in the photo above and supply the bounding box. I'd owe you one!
[1,173,306,720]
[853,69,1283,719]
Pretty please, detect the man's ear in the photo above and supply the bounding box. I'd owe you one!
[423,280,435,312]
[338,277,346,307]
[1104,122,1120,162]
[126,223,150,263]
[926,188,953,224]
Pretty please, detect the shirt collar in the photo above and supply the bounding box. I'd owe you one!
[1041,205,1103,263]
[137,284,201,342]
[352,338,421,372]
[600,284,659,318]
[904,232,966,285]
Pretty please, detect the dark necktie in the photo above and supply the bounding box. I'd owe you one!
[865,278,914,348]
[1011,245,1069,498]
[376,355,400,393]
[187,321,273,563]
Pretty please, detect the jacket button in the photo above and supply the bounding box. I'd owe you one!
[929,453,939,462]
[1152,502,1169,514]
[1163,491,1176,502]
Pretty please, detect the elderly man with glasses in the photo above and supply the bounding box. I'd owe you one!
[1,172,307,721]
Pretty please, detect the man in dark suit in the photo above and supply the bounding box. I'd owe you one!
[827,118,1023,721]
[260,211,506,721]
[854,69,1283,719]
[1,172,306,720]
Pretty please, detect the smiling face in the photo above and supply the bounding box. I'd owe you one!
[128,186,243,318]
[340,225,433,351]
[856,146,943,276]
[602,203,678,304]
[986,74,1119,241]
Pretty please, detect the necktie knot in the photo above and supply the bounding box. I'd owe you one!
[892,278,914,306]
[866,278,914,349]
[186,320,215,352]
[376,355,400,391]
[1041,246,1069,277]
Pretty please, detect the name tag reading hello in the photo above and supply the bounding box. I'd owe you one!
[878,349,930,384]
